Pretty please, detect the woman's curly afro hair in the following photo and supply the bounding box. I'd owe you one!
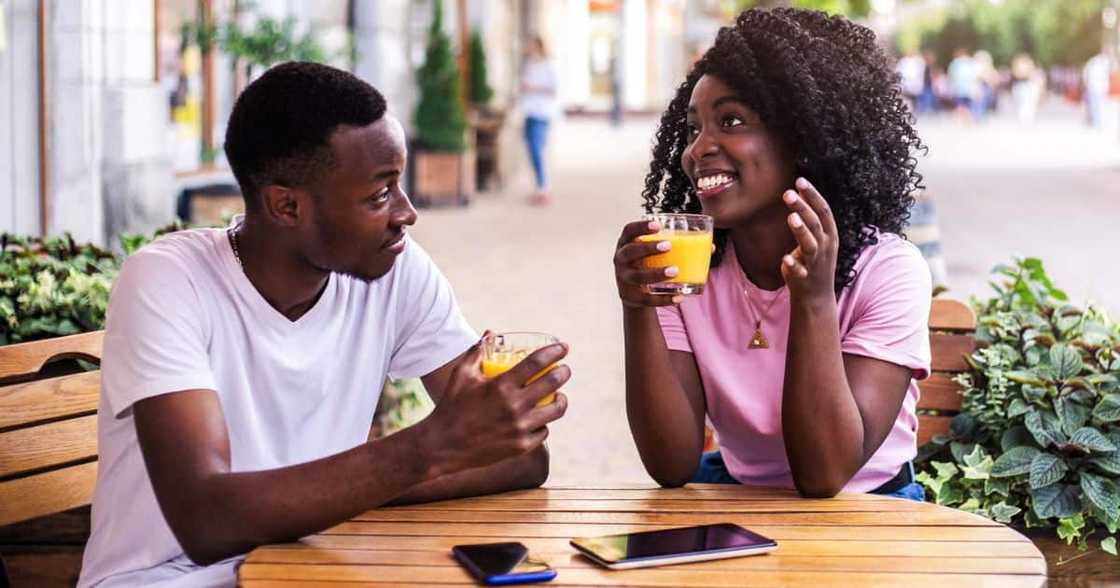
[642,8,925,294]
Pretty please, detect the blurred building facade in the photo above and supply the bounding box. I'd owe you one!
[1,0,722,246]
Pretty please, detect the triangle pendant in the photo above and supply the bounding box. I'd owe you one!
[748,326,769,350]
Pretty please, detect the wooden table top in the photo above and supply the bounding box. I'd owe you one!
[238,484,1047,587]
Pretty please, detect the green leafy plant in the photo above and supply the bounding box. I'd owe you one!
[467,29,494,107]
[0,223,189,345]
[916,257,1120,555]
[414,0,467,152]
[221,15,327,79]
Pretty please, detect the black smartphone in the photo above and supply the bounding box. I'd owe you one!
[570,523,777,569]
[451,542,557,585]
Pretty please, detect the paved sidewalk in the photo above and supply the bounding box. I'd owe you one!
[410,106,1120,485]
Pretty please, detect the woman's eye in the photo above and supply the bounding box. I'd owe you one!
[686,123,700,139]
[721,114,744,128]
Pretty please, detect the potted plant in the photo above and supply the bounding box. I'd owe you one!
[915,257,1120,556]
[467,28,505,192]
[411,0,472,207]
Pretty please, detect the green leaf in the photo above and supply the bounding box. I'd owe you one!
[1001,426,1035,452]
[1080,473,1120,521]
[950,441,977,464]
[1007,370,1046,386]
[991,446,1041,477]
[1007,398,1031,419]
[1029,453,1069,489]
[961,445,993,480]
[950,413,979,440]
[1050,344,1083,380]
[1056,398,1091,436]
[1026,410,1057,448]
[1031,484,1082,519]
[1094,395,1120,423]
[1069,427,1118,453]
[1103,536,1118,556]
[932,461,959,479]
[936,482,964,506]
[989,501,1021,523]
[1057,513,1086,544]
[985,477,1012,497]
[1091,453,1120,475]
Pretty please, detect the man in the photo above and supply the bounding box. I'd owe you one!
[78,62,570,587]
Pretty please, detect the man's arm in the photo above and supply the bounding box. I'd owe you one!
[134,389,439,565]
[135,342,569,566]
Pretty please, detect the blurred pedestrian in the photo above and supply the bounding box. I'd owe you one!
[948,49,979,122]
[1083,51,1112,129]
[519,35,558,206]
[1010,53,1043,124]
[896,49,926,113]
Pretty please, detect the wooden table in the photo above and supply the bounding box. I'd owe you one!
[238,484,1047,587]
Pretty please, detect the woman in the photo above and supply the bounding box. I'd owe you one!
[614,8,931,500]
[519,35,558,206]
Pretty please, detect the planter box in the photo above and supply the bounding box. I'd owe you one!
[412,148,474,208]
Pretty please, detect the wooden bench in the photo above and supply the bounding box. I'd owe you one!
[917,298,977,445]
[0,331,104,587]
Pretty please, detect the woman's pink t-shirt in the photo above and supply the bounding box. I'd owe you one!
[656,232,932,492]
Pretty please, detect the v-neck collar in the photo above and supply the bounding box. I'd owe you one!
[217,218,337,333]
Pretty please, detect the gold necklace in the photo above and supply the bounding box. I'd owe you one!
[743,287,784,350]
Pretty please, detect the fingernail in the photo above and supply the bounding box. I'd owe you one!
[789,213,803,228]
[657,240,671,251]
[796,177,809,190]
[665,266,679,277]
[783,190,797,204]
[785,256,795,266]
[648,221,661,232]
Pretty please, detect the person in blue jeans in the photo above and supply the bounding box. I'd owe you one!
[519,36,557,206]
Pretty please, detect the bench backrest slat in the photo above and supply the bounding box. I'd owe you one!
[0,332,103,526]
[917,299,977,446]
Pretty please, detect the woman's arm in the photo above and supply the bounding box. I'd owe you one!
[777,179,912,497]
[615,220,708,487]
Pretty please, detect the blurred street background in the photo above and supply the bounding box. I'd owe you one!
[2,0,1119,483]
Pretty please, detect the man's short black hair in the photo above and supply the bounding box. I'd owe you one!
[224,61,387,208]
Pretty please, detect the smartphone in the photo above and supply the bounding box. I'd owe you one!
[570,523,777,570]
[451,542,557,585]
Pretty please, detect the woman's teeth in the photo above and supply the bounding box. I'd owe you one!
[698,174,734,191]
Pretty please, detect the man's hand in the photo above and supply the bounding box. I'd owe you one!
[417,340,570,477]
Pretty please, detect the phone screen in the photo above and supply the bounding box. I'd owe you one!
[571,523,775,563]
[453,542,554,579]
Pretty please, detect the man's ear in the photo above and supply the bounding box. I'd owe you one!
[259,184,304,228]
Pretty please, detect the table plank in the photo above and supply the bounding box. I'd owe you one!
[347,509,1015,534]
[344,510,996,526]
[296,535,1042,558]
[374,498,939,512]
[245,547,1047,575]
[239,564,1045,587]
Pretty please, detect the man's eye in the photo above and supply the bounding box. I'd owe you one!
[372,187,391,203]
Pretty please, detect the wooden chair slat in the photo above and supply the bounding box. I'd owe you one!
[917,415,952,447]
[0,462,98,527]
[0,331,103,382]
[917,373,964,413]
[929,299,977,332]
[0,371,100,430]
[0,415,98,479]
[930,334,974,372]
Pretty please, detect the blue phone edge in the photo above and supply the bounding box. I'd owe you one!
[451,545,557,585]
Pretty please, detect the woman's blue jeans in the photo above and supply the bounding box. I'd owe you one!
[691,451,926,502]
[523,116,550,190]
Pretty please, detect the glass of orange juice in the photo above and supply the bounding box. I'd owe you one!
[637,213,714,295]
[481,332,561,407]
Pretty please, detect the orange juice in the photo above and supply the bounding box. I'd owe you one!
[481,333,560,407]
[638,231,714,293]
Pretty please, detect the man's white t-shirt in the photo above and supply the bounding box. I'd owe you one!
[78,224,477,587]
